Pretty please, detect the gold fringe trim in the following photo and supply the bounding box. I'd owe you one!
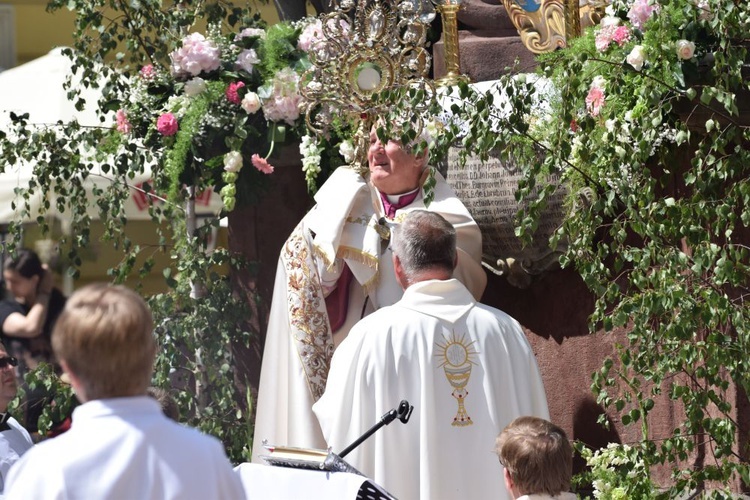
[338,245,381,296]
[337,245,378,269]
[361,271,380,296]
[311,242,334,271]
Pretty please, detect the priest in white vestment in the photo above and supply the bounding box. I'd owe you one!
[251,127,487,459]
[5,285,244,500]
[313,211,549,500]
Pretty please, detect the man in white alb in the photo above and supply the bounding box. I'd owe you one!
[5,284,244,499]
[313,210,549,500]
[251,126,487,459]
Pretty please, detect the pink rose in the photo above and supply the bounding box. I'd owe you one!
[156,113,178,136]
[116,109,131,134]
[695,0,711,21]
[226,81,245,105]
[251,154,274,174]
[585,77,606,118]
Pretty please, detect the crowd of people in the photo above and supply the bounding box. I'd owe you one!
[0,129,574,498]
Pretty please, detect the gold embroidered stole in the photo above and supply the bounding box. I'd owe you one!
[282,222,335,402]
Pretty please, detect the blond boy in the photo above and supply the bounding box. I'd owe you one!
[6,284,244,499]
[496,416,576,500]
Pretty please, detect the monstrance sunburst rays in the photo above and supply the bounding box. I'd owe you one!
[300,0,437,174]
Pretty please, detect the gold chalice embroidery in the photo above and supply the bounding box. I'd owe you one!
[436,332,478,426]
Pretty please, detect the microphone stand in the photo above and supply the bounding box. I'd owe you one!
[338,400,414,459]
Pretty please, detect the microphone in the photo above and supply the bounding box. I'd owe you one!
[337,399,414,458]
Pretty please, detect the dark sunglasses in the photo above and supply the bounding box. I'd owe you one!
[0,356,18,369]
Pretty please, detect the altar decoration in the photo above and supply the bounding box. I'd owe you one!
[113,22,313,211]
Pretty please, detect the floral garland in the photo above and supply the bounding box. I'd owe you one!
[527,0,748,201]
[113,20,349,210]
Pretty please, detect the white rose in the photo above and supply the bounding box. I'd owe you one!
[224,151,243,173]
[339,140,355,164]
[184,77,207,97]
[241,92,261,114]
[676,39,696,60]
[626,45,646,71]
[600,15,621,27]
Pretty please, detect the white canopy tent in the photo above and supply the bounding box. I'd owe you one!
[0,48,226,293]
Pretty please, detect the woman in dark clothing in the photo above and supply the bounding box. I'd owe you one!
[0,249,66,434]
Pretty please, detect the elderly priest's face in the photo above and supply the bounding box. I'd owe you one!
[367,126,426,196]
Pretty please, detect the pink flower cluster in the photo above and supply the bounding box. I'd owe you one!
[627,0,660,30]
[262,68,303,126]
[157,113,179,136]
[585,77,606,118]
[169,33,221,78]
[226,81,246,105]
[297,20,324,52]
[595,25,632,52]
[116,109,132,134]
[236,49,260,73]
[297,18,351,53]
[139,64,156,80]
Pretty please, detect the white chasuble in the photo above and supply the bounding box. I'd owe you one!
[252,167,486,461]
[313,279,549,500]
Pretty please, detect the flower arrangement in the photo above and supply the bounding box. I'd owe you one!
[114,21,322,210]
[576,443,656,499]
[532,0,748,194]
[409,0,749,493]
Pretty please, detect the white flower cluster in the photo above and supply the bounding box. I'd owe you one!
[582,443,650,499]
[338,140,355,164]
[299,135,324,190]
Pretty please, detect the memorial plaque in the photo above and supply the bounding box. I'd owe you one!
[445,147,568,288]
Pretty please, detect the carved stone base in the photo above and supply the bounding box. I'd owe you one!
[444,148,567,288]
